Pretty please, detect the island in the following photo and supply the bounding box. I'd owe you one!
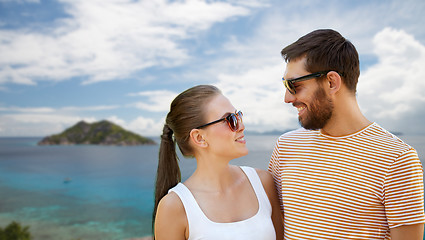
[38,120,156,146]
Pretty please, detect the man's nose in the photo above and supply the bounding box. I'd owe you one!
[284,88,295,103]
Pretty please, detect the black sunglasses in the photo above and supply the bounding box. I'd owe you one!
[282,70,331,94]
[196,111,243,132]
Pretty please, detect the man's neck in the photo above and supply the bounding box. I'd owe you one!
[320,96,371,137]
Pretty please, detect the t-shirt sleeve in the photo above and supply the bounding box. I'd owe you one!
[268,138,284,213]
[384,148,425,228]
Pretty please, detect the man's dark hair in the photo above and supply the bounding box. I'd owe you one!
[281,29,360,93]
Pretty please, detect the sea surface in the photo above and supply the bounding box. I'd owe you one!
[0,134,424,240]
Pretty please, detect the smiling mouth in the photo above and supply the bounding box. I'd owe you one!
[296,105,307,116]
[297,106,306,112]
[236,136,245,142]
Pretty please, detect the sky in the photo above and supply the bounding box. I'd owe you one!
[1,0,425,137]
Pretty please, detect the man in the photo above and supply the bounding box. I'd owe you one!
[268,29,425,239]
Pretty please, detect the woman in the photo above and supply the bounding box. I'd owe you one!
[153,85,283,240]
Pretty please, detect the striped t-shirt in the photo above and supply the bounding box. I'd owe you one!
[268,123,425,239]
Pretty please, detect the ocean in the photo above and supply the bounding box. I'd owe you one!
[0,134,424,240]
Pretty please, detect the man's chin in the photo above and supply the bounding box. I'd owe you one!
[299,118,322,130]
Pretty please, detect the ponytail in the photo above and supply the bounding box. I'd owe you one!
[152,124,181,231]
[151,85,221,237]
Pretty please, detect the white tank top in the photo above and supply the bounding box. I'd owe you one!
[169,166,276,240]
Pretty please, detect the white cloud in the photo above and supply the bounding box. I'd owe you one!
[61,105,120,112]
[0,106,55,113]
[0,0,258,85]
[0,102,166,137]
[0,105,120,136]
[0,105,119,113]
[0,0,39,2]
[129,90,178,112]
[127,116,164,137]
[0,113,95,136]
[87,115,162,137]
[2,0,425,136]
[4,113,85,124]
[0,65,36,85]
[358,28,425,122]
[214,63,298,132]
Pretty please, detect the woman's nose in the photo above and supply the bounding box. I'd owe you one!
[237,118,245,132]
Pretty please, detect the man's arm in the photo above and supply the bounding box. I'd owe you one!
[385,148,425,236]
[390,223,424,240]
[257,169,284,239]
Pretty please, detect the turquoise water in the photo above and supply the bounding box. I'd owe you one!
[0,138,161,239]
[0,135,274,239]
[0,134,424,239]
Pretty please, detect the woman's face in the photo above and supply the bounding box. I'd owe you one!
[200,94,248,160]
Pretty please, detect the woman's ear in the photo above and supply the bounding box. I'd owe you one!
[189,129,208,148]
[327,71,342,95]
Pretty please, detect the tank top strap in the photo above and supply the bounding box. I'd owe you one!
[169,183,207,224]
[240,166,272,213]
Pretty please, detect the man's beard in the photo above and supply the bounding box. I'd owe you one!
[299,86,334,130]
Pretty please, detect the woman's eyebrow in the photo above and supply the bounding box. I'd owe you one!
[220,110,236,118]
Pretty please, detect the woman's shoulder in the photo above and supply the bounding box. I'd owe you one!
[157,190,185,216]
[237,166,274,190]
[253,168,274,186]
[155,190,188,238]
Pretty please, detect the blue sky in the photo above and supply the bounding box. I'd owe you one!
[1,0,425,137]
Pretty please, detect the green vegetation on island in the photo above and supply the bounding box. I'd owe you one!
[38,120,156,146]
[0,221,32,240]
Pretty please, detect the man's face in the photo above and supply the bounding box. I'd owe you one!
[283,57,334,130]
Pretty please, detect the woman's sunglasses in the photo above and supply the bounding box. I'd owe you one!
[282,70,330,94]
[195,111,243,132]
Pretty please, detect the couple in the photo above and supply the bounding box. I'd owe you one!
[153,29,425,239]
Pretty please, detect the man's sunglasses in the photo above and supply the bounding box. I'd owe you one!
[282,70,331,94]
[196,111,243,132]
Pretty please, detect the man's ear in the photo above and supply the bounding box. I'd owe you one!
[327,71,342,95]
[189,129,208,148]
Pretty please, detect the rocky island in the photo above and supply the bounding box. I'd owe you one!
[38,120,155,146]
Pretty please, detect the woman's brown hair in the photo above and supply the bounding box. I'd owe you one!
[152,84,221,232]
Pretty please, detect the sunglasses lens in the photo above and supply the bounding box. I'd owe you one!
[283,80,295,94]
[229,114,238,131]
[226,111,243,131]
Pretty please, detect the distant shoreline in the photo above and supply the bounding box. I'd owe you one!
[0,129,408,138]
